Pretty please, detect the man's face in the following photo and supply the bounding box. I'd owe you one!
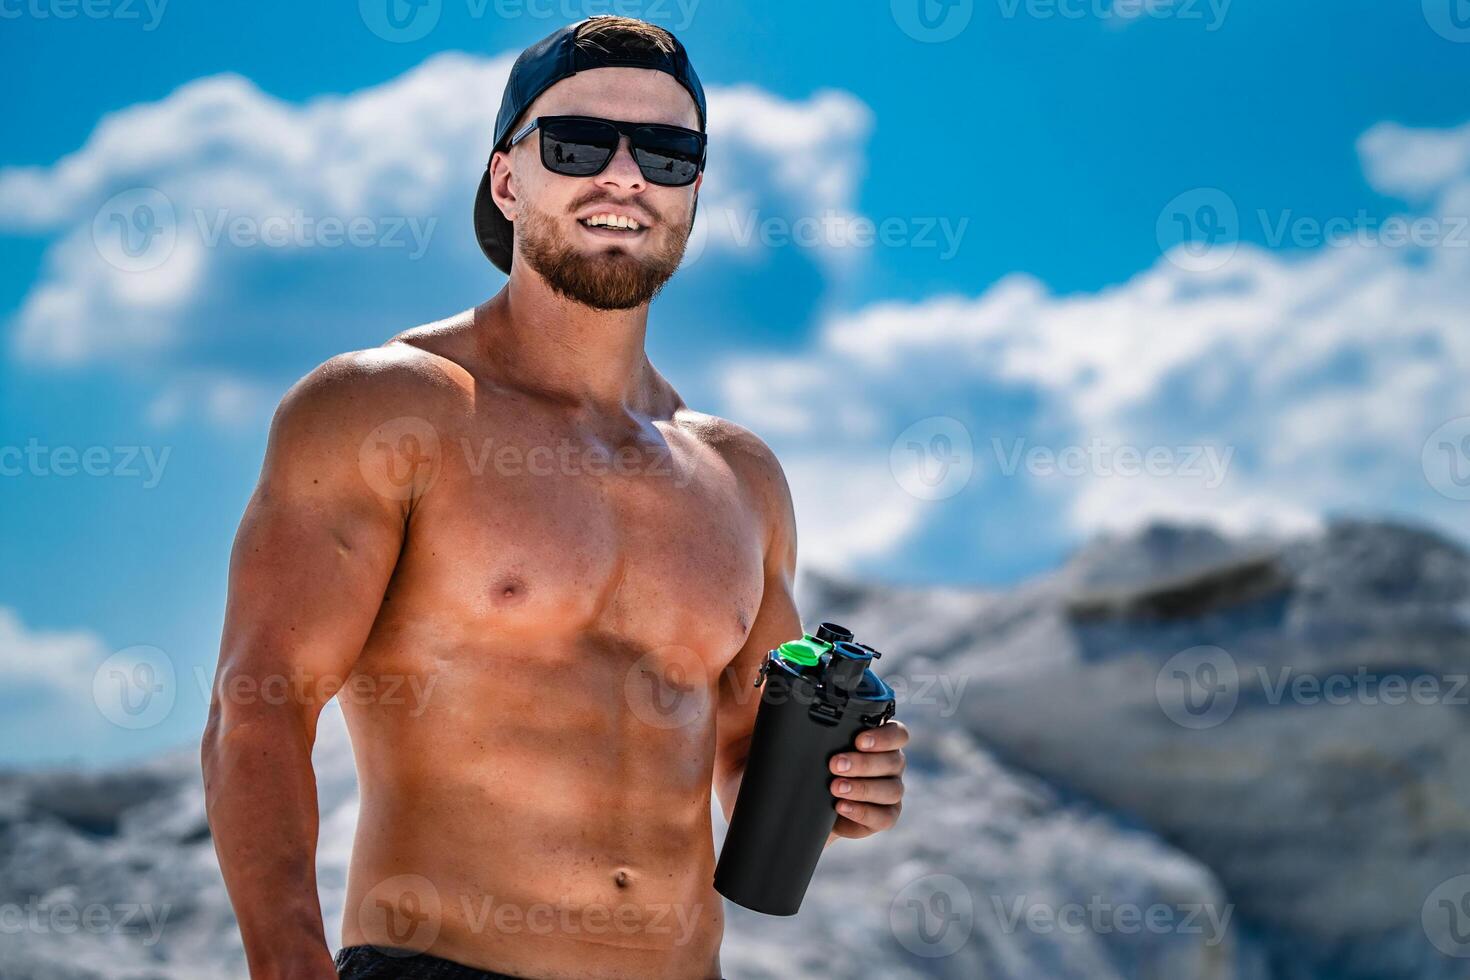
[494,67,703,310]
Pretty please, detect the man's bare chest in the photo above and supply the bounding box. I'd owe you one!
[375,412,768,662]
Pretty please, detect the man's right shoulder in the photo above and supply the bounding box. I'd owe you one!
[271,341,471,442]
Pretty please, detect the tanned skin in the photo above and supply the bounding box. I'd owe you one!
[201,65,909,980]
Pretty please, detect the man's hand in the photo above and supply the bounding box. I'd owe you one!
[828,719,909,841]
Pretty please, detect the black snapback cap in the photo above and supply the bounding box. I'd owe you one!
[473,16,708,275]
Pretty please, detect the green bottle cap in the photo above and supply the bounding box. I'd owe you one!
[777,634,829,667]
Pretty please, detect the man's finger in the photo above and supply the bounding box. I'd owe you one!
[831,776,903,805]
[854,720,909,752]
[834,799,901,833]
[831,815,877,840]
[830,749,905,778]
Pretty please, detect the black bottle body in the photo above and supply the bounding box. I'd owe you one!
[714,628,896,916]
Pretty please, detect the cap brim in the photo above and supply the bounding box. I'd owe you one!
[473,168,513,275]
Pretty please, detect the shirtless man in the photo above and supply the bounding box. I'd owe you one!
[200,16,908,980]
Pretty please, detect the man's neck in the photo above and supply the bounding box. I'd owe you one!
[477,266,665,419]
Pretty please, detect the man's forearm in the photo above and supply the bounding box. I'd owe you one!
[202,706,337,980]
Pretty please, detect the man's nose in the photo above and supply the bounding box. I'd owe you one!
[595,136,646,192]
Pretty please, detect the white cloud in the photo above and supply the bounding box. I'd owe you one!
[0,606,108,699]
[0,55,874,392]
[721,119,1470,545]
[1359,119,1470,201]
[783,456,928,573]
[7,53,1466,573]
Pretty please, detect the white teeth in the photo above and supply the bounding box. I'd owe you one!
[583,213,642,231]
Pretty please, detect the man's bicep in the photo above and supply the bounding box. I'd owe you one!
[713,441,801,797]
[213,372,410,724]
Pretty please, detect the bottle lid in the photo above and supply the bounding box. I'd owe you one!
[776,634,828,667]
[831,640,875,662]
[814,622,854,645]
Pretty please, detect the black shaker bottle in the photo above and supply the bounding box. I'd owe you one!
[714,622,897,915]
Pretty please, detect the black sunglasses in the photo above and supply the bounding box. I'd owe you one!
[508,115,706,188]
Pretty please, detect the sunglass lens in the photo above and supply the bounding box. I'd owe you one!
[632,128,703,187]
[541,119,618,177]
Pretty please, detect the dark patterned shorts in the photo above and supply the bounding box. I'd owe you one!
[334,945,531,980]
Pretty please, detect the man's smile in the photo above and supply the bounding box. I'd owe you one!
[577,210,650,240]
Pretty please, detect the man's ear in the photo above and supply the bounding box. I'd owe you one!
[489,149,518,221]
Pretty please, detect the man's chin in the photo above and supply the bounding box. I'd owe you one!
[544,257,677,310]
[521,229,686,311]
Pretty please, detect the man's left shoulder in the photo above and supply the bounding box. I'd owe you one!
[672,409,795,523]
[673,409,782,473]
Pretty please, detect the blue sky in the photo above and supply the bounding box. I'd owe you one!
[2,0,1468,765]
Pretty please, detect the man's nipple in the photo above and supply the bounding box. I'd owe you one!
[493,575,527,603]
